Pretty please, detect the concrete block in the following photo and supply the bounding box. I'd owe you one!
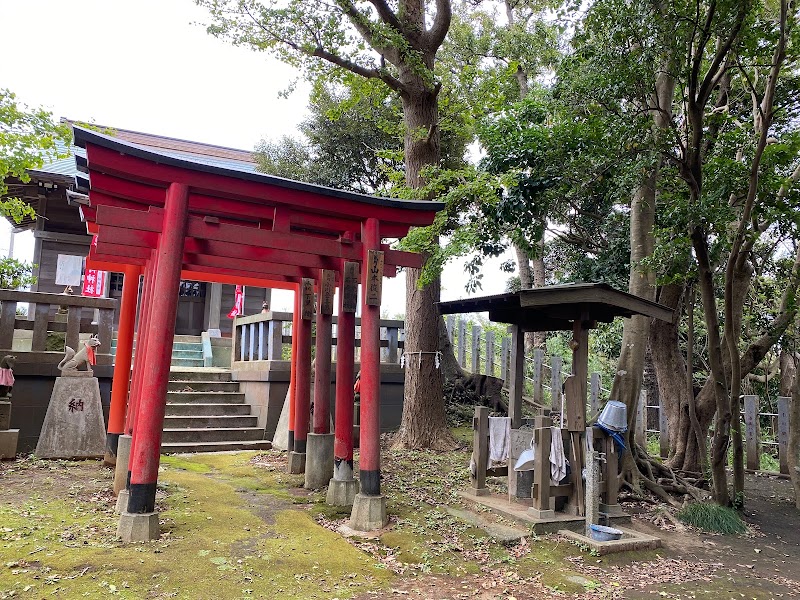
[304,433,334,489]
[117,511,160,542]
[113,435,132,496]
[0,429,19,459]
[35,377,105,459]
[272,389,291,451]
[327,478,359,506]
[0,400,11,430]
[287,451,306,474]
[115,489,130,515]
[349,493,388,531]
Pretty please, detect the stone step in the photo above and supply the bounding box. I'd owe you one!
[165,403,251,416]
[163,415,258,428]
[171,358,205,368]
[172,350,204,359]
[161,427,265,443]
[161,440,272,454]
[169,369,232,382]
[167,381,239,392]
[172,342,203,351]
[167,391,245,404]
[173,335,203,344]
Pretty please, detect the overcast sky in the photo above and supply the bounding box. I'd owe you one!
[1,0,513,316]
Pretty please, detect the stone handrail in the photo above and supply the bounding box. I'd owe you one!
[232,311,404,364]
[0,289,117,369]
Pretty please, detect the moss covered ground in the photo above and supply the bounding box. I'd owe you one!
[2,435,798,599]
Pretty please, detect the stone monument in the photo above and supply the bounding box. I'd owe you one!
[0,355,19,460]
[35,337,106,459]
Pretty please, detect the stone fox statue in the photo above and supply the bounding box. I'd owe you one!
[0,355,16,397]
[59,337,101,376]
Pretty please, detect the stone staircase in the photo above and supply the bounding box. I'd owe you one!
[111,334,205,367]
[162,369,271,453]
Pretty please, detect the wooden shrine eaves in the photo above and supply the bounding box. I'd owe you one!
[437,283,674,332]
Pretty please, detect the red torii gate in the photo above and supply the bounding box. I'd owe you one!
[73,127,443,540]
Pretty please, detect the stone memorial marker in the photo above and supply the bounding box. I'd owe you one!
[35,337,106,459]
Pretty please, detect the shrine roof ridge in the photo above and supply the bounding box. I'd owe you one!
[73,126,445,213]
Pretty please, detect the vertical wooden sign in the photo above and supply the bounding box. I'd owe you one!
[342,262,359,313]
[365,250,384,306]
[320,270,335,315]
[301,278,314,320]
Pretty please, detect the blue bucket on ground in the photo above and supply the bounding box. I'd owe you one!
[589,524,623,541]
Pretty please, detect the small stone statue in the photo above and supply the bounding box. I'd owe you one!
[58,336,101,376]
[0,355,16,398]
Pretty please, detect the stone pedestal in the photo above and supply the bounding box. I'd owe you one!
[113,435,132,496]
[117,511,160,542]
[35,376,105,459]
[287,451,306,474]
[350,493,388,531]
[304,433,334,489]
[327,478,359,506]
[115,489,130,515]
[0,400,11,430]
[527,507,555,519]
[0,429,19,460]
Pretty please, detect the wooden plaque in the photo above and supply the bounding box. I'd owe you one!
[301,278,315,320]
[365,250,384,307]
[342,262,359,313]
[320,270,335,315]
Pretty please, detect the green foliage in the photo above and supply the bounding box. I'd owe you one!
[0,89,71,222]
[677,502,747,535]
[0,258,36,290]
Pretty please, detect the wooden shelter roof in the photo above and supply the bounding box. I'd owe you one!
[437,283,674,331]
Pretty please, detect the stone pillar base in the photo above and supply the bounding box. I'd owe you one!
[599,503,626,517]
[0,400,11,430]
[113,435,132,496]
[304,433,334,489]
[287,451,306,474]
[327,478,359,507]
[350,493,388,531]
[463,486,490,497]
[0,429,19,460]
[115,489,130,515]
[528,507,555,519]
[117,511,160,542]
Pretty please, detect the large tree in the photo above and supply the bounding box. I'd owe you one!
[1,89,70,222]
[196,0,457,448]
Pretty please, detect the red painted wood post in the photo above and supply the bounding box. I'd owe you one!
[289,277,314,471]
[125,259,155,436]
[313,270,335,433]
[121,259,154,495]
[105,265,142,464]
[287,284,300,452]
[127,183,189,514]
[359,218,383,496]
[333,262,358,482]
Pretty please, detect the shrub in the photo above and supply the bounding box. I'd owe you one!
[677,502,746,534]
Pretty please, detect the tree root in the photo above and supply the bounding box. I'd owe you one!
[627,443,707,506]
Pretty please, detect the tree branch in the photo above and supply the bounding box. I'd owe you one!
[425,0,452,51]
[312,46,405,92]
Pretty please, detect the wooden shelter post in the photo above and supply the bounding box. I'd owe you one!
[288,277,314,474]
[350,218,388,530]
[328,261,359,506]
[508,325,525,429]
[121,182,189,541]
[305,269,336,489]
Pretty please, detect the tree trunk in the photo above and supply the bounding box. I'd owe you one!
[610,169,657,436]
[789,354,800,509]
[394,87,456,449]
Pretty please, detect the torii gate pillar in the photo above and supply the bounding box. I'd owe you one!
[118,183,189,542]
[350,218,388,530]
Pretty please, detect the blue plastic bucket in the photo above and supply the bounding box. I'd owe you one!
[589,524,623,541]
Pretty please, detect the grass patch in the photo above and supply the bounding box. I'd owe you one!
[677,502,747,534]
